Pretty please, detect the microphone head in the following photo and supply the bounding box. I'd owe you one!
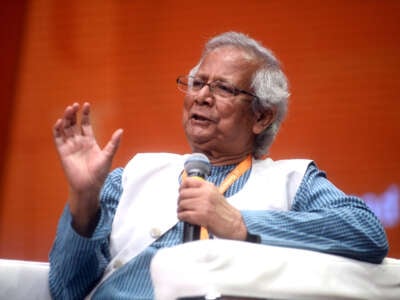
[184,153,211,178]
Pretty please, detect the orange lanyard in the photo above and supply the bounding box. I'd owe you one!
[182,154,252,194]
[217,154,252,194]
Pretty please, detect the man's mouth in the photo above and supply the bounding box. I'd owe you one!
[191,113,210,122]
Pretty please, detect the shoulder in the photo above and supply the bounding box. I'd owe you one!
[269,158,313,169]
[267,160,331,195]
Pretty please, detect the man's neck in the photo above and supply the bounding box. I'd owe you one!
[197,150,252,166]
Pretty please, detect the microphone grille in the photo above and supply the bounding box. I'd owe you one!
[184,153,211,178]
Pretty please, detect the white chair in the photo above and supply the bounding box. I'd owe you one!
[0,259,51,300]
[151,240,400,300]
[2,242,400,300]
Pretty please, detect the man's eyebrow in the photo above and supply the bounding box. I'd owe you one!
[196,73,231,83]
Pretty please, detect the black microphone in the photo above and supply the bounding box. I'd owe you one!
[182,153,211,243]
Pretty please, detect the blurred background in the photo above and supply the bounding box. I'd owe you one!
[1,0,399,261]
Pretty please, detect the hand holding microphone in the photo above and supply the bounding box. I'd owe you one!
[178,153,248,242]
[181,153,211,242]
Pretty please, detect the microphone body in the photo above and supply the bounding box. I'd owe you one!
[182,153,211,243]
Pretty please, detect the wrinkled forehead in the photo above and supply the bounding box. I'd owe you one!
[196,46,260,85]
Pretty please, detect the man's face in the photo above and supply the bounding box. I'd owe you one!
[182,46,260,162]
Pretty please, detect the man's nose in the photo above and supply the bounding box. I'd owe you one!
[195,84,214,105]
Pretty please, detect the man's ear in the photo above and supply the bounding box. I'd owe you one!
[252,108,276,135]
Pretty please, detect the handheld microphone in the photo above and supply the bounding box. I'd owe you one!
[182,153,211,243]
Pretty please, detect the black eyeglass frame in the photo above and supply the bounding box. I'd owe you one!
[176,75,259,101]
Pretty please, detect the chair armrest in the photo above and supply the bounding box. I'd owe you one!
[0,259,51,300]
[150,240,400,300]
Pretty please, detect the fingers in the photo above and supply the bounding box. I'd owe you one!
[53,102,124,159]
[178,179,206,211]
[53,103,80,140]
[103,128,123,159]
[178,179,203,212]
[53,118,65,147]
[179,177,204,190]
[62,103,80,137]
[178,180,214,220]
[177,197,204,226]
[80,102,95,137]
[53,102,93,141]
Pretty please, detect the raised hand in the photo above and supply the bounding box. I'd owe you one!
[53,102,123,235]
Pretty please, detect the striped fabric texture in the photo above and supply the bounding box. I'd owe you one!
[49,162,388,299]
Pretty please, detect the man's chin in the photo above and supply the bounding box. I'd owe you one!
[186,132,214,149]
[185,124,211,139]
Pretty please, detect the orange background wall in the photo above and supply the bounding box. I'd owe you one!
[1,0,399,261]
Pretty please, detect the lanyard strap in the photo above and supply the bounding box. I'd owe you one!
[217,154,252,194]
[182,154,252,194]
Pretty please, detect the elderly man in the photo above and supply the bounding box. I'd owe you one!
[49,32,388,299]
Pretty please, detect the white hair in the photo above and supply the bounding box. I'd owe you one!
[189,31,290,158]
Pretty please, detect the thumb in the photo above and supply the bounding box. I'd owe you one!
[103,128,123,159]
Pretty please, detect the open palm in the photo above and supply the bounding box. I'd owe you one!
[53,102,122,222]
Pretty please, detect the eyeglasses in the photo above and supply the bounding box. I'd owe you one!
[176,75,258,101]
